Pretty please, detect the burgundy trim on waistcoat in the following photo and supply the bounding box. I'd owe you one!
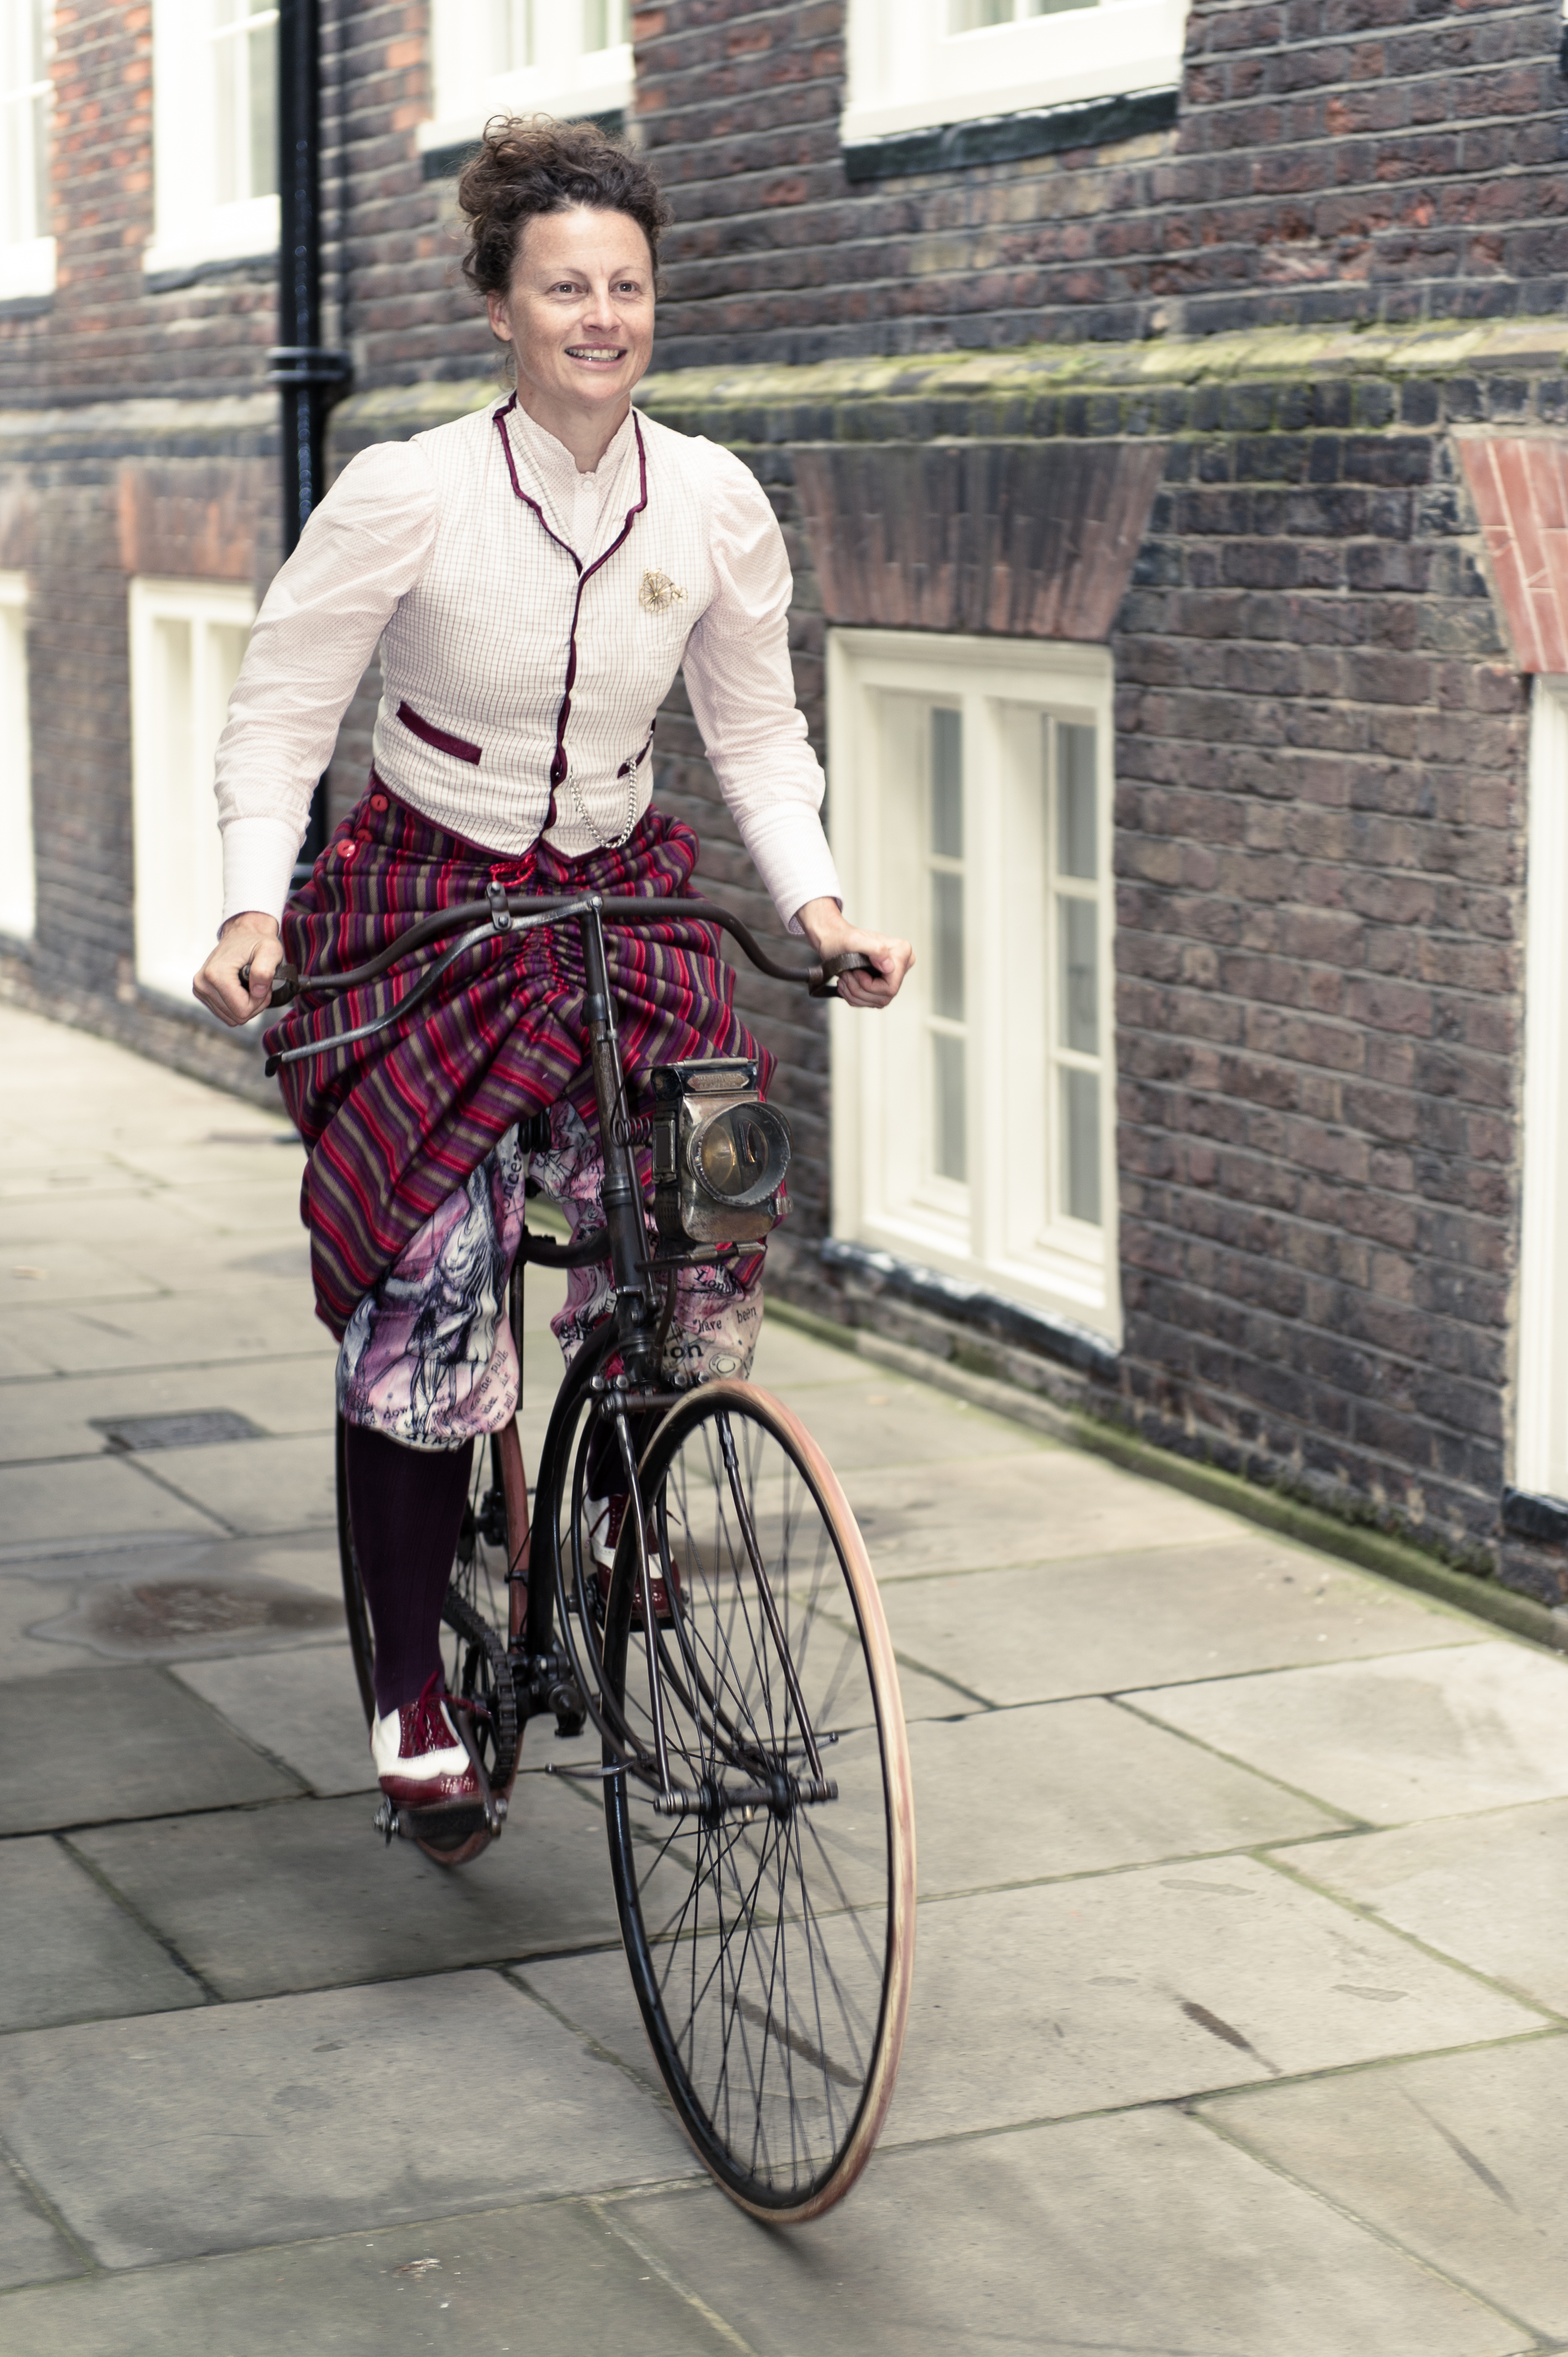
[396,699,482,765]
[491,396,651,812]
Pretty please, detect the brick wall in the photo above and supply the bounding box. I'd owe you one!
[635,0,1568,372]
[639,336,1551,1572]
[1110,376,1527,1569]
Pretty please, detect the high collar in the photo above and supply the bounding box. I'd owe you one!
[500,399,640,554]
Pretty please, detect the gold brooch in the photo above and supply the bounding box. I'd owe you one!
[639,569,687,614]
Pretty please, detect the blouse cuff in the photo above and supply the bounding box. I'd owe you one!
[220,816,305,929]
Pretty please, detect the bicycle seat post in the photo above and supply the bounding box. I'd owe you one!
[577,899,658,1387]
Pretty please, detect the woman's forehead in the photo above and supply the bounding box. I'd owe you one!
[517,208,652,276]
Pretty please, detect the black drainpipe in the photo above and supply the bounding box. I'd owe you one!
[269,0,352,869]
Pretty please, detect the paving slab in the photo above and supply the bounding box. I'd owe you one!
[0,1574,115,1677]
[0,1972,698,2267]
[27,1568,342,1663]
[140,1432,338,1535]
[0,1355,336,1464]
[1,1288,336,1376]
[909,1697,1343,1895]
[1272,1798,1568,2013]
[1205,2036,1568,2339]
[72,1780,623,1998]
[615,2106,1522,2357]
[777,1378,1048,1473]
[835,1448,1241,1579]
[0,1667,300,1834]
[0,2194,738,2357]
[521,1853,1537,2144]
[1139,1640,1568,1823]
[749,1317,868,1391]
[173,1645,374,1793]
[0,1836,202,2031]
[878,1540,1472,1706]
[0,2160,82,2296]
[0,1244,159,1313]
[0,1454,222,1547]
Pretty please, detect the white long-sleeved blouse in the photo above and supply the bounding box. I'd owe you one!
[215,396,843,931]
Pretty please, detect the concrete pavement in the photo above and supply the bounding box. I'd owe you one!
[2,1000,1567,2354]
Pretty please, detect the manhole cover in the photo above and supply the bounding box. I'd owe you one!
[92,1411,262,1453]
[30,1576,343,1659]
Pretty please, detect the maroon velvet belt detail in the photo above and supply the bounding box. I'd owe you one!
[396,699,482,765]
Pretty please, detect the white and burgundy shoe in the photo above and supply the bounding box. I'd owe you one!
[370,1672,482,1810]
[587,1495,682,1625]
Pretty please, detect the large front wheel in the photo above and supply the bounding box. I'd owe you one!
[601,1382,916,2222]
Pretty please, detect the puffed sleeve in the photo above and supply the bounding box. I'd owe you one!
[680,446,842,933]
[214,439,440,924]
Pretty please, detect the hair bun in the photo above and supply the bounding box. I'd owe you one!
[457,115,671,300]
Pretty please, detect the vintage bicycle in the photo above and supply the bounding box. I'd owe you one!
[257,890,915,2224]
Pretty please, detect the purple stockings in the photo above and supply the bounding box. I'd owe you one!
[344,1424,474,1716]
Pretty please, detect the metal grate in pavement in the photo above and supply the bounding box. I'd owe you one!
[91,1411,264,1454]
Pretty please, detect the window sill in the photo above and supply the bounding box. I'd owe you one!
[843,0,1187,147]
[821,1237,1121,1377]
[844,85,1177,182]
[145,195,281,286]
[418,48,635,176]
[0,237,55,304]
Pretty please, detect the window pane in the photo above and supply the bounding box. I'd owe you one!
[930,706,962,857]
[932,869,964,1022]
[249,11,277,201]
[933,1032,966,1183]
[952,0,1013,23]
[1058,722,1097,880]
[503,0,534,66]
[213,19,240,206]
[1062,1068,1100,1225]
[1059,895,1097,1053]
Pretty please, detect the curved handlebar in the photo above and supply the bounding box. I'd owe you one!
[253,894,874,1008]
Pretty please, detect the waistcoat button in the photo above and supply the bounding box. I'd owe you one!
[369,793,389,813]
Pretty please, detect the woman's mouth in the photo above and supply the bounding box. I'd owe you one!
[565,346,624,366]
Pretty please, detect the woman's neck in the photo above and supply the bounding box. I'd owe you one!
[512,381,631,474]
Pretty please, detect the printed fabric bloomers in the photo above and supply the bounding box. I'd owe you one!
[336,1103,766,1450]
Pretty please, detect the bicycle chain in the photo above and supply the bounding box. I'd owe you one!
[441,1584,520,1793]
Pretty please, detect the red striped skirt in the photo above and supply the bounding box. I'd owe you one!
[266,783,768,1339]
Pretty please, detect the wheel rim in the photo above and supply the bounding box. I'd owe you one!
[603,1384,912,2215]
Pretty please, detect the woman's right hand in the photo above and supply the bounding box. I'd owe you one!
[193,912,284,1027]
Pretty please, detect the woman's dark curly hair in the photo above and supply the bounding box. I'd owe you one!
[457,116,670,299]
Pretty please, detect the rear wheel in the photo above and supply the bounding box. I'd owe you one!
[600,1381,915,2222]
[338,1413,528,1866]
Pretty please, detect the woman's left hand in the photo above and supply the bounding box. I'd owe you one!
[794,898,914,1010]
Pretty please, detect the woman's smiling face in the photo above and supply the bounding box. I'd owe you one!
[487,206,656,440]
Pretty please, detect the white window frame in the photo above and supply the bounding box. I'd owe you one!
[0,1,54,300]
[1515,677,1568,1498]
[0,572,35,940]
[420,1,632,163]
[145,0,278,279]
[828,627,1121,1346]
[129,577,255,1002]
[844,0,1188,148]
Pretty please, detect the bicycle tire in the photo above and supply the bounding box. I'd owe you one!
[337,1411,528,1867]
[600,1381,915,2222]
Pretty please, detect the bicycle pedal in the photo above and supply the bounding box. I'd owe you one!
[374,1797,400,1845]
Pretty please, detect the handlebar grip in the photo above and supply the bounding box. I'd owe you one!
[809,951,878,1000]
[235,956,299,1007]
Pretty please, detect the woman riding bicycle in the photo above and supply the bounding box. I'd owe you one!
[192,118,912,1822]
